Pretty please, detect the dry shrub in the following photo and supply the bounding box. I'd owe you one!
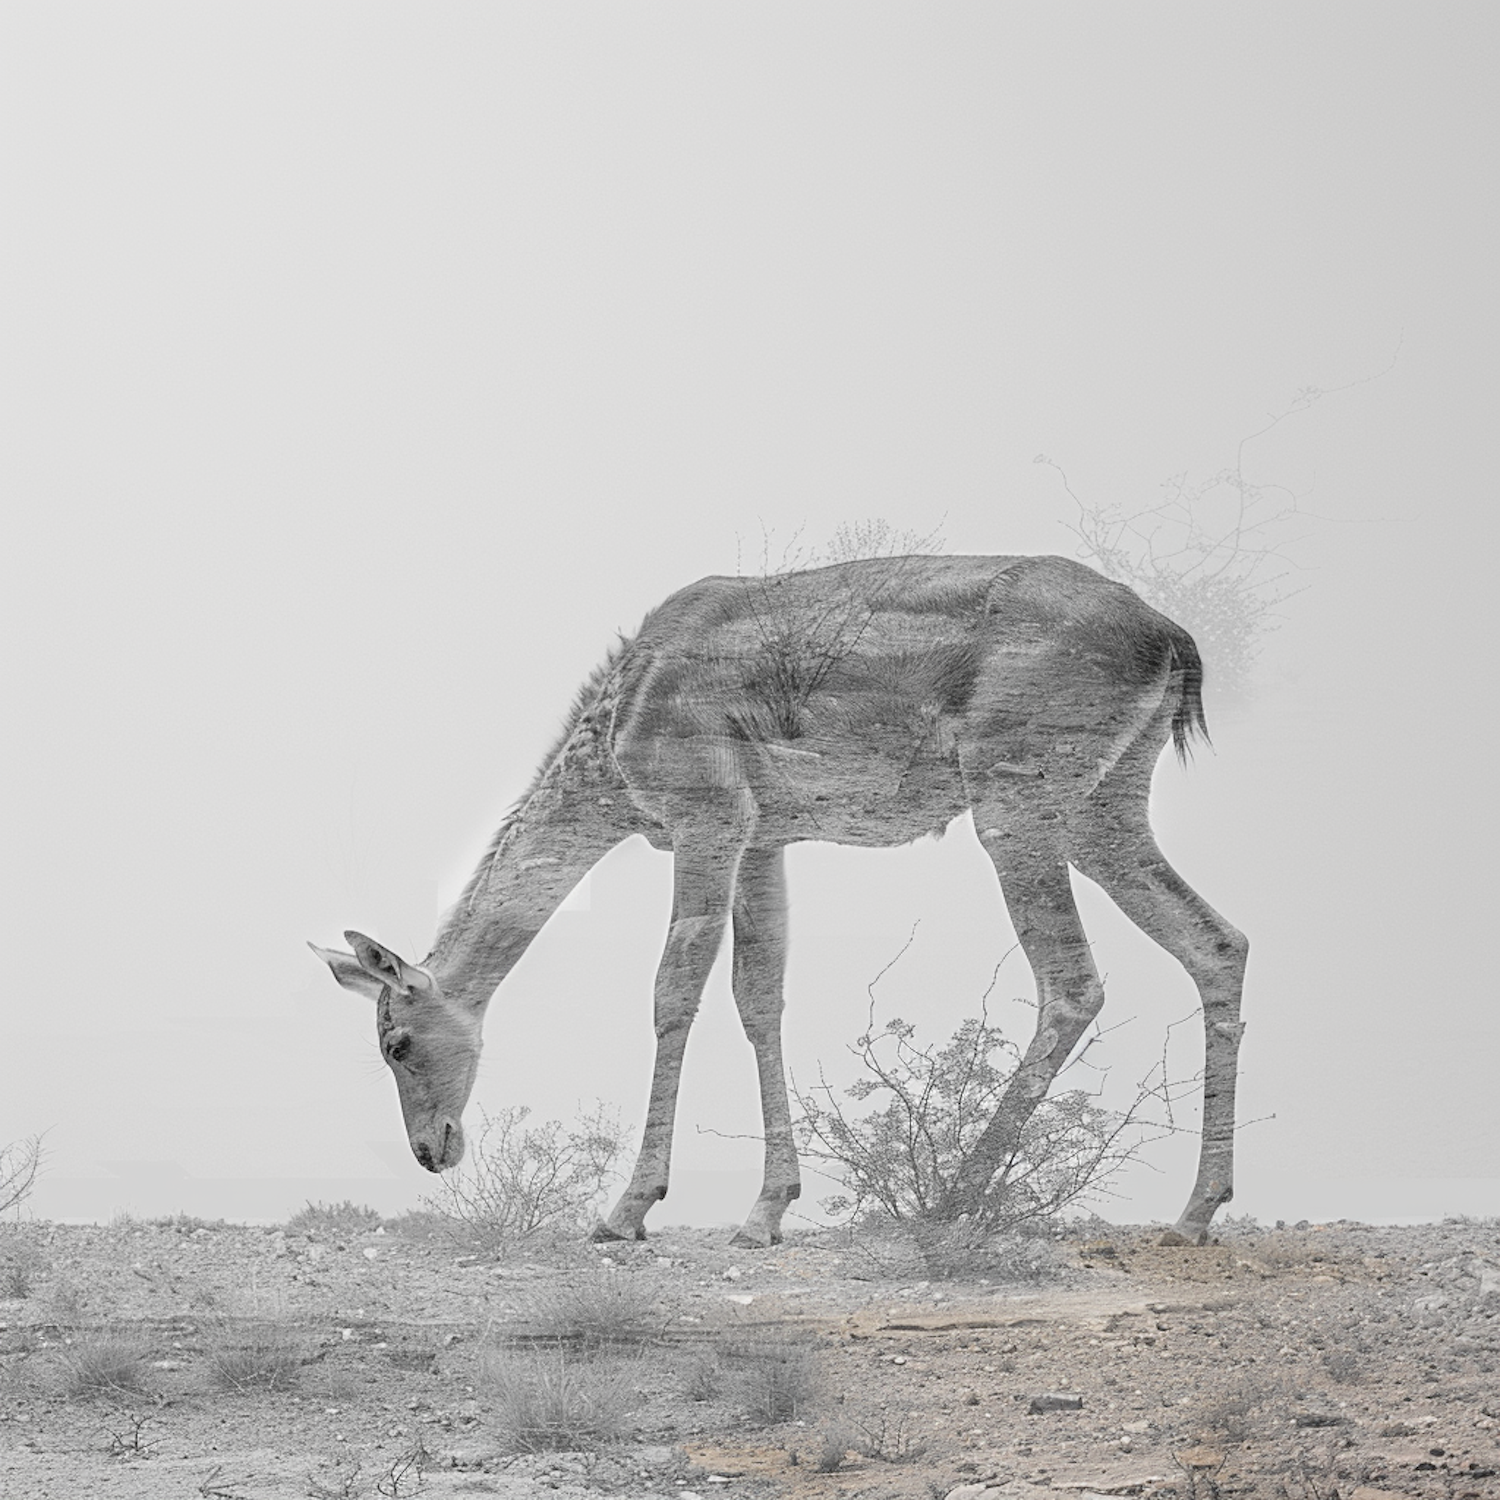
[721,1332,820,1425]
[794,948,1176,1278]
[379,1209,454,1242]
[478,1348,640,1452]
[285,1201,383,1237]
[306,1458,364,1500]
[0,1239,46,1299]
[208,1320,303,1391]
[61,1332,151,1397]
[1197,1375,1288,1444]
[837,1214,1070,1283]
[850,1408,928,1463]
[422,1104,624,1257]
[0,1135,43,1216]
[511,1271,672,1351]
[679,1347,722,1401]
[813,1423,855,1471]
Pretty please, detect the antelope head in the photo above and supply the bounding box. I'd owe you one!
[310,930,481,1172]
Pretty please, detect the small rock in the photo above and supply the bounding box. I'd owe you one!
[945,1485,993,1500]
[362,1247,379,1261]
[723,1266,742,1280]
[1028,1392,1083,1414]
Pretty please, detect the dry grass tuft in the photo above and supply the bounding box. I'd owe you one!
[60,1332,152,1397]
[722,1332,820,1424]
[478,1347,640,1451]
[813,1422,854,1471]
[207,1321,304,1392]
[0,1241,46,1299]
[285,1200,384,1237]
[679,1347,722,1401]
[512,1271,673,1350]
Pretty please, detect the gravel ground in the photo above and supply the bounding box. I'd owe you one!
[2,1214,1498,1500]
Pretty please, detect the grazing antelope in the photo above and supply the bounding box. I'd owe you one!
[313,554,1246,1247]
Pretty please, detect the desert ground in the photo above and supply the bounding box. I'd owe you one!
[2,1212,1498,1500]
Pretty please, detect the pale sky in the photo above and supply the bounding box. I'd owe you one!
[3,3,1496,1231]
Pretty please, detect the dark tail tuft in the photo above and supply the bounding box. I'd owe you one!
[1169,631,1210,763]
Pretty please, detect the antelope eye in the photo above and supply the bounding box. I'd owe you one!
[387,1033,412,1063]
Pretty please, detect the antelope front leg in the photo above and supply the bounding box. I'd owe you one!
[727,846,799,1248]
[597,838,741,1242]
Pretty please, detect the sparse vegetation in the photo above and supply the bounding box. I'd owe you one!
[721,1332,820,1424]
[375,1435,432,1497]
[679,1346,722,1401]
[207,1319,303,1392]
[286,1201,384,1238]
[1045,445,1299,702]
[837,1215,1071,1284]
[422,1104,625,1257]
[149,1213,227,1234]
[850,1408,929,1463]
[378,1208,454,1242]
[1199,1377,1280,1444]
[813,1422,854,1471]
[478,1347,641,1452]
[1037,366,1395,703]
[794,943,1172,1275]
[0,1215,1480,1496]
[510,1270,673,1350]
[49,1277,86,1321]
[61,1332,152,1397]
[731,519,947,741]
[0,1238,45,1298]
[306,1458,364,1500]
[103,1412,155,1458]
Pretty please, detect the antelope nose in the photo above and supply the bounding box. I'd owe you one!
[413,1140,437,1172]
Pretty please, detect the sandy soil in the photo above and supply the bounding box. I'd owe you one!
[2,1214,1498,1500]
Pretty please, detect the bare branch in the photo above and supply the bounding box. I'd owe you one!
[1035,360,1396,700]
[0,1134,44,1216]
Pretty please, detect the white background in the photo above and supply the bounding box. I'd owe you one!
[3,4,1495,1230]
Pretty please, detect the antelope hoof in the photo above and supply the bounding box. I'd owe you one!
[590,1220,645,1243]
[1158,1226,1210,1247]
[728,1225,780,1249]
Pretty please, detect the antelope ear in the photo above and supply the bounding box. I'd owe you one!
[344,929,436,998]
[309,942,387,1002]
